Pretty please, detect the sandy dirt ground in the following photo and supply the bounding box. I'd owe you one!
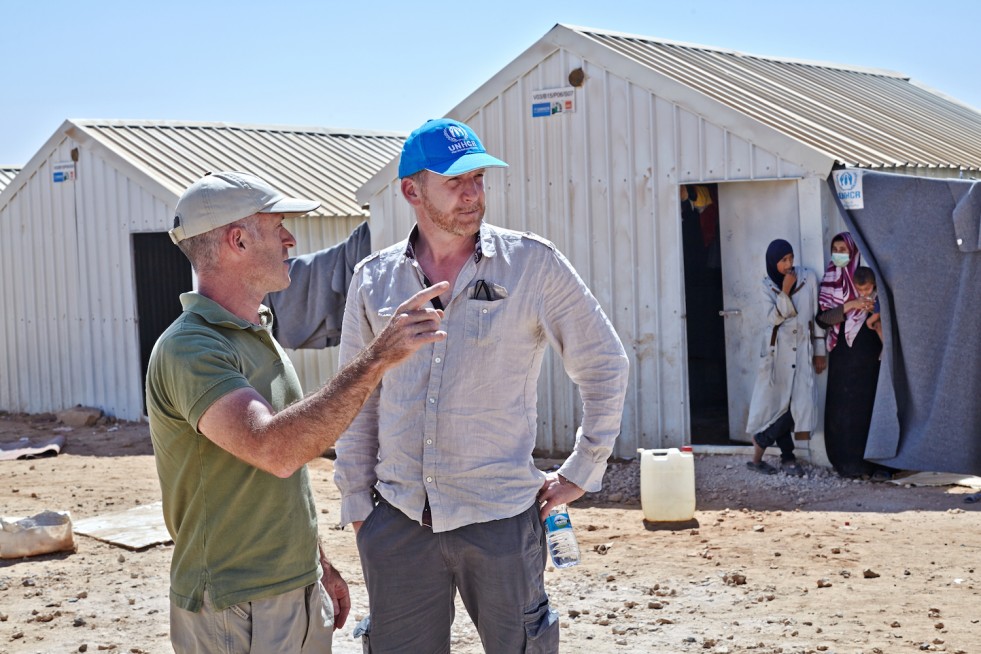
[1,412,979,654]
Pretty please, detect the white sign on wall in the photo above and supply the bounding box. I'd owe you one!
[832,169,864,210]
[52,161,76,183]
[530,87,576,118]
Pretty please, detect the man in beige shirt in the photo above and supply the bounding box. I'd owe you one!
[336,120,629,652]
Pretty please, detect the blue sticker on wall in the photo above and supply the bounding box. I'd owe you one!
[532,102,551,118]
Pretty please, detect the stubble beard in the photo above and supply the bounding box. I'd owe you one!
[243,246,292,295]
[420,192,485,238]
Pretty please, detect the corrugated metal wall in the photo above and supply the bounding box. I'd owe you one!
[0,140,156,418]
[367,47,816,458]
[0,137,365,419]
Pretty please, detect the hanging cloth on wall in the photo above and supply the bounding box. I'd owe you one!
[828,170,981,475]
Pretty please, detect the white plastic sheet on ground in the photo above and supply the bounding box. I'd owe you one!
[0,510,76,559]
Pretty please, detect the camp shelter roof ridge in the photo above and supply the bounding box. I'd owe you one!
[565,24,981,172]
[2,119,407,218]
[360,23,981,203]
[561,24,910,77]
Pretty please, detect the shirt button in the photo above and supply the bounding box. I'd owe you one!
[426,476,434,483]
[434,357,442,363]
[791,364,796,368]
[793,347,797,351]
[428,397,436,404]
[482,308,488,314]
[426,439,433,445]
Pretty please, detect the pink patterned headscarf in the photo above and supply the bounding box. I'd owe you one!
[819,232,864,351]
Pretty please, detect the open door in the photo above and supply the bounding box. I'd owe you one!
[716,181,801,442]
[681,184,729,444]
[133,232,192,413]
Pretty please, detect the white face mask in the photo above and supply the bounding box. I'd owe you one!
[831,252,850,268]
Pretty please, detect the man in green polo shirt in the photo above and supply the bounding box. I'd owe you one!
[146,171,447,653]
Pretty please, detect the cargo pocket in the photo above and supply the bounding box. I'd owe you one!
[523,597,559,653]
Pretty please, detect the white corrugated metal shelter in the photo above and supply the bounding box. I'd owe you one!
[358,24,981,460]
[0,120,404,420]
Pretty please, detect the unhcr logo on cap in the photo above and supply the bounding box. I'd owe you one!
[445,125,478,154]
[398,118,509,177]
[444,125,469,142]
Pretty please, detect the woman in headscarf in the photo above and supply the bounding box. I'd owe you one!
[816,232,889,479]
[745,239,826,476]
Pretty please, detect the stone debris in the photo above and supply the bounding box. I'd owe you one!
[5,419,979,653]
[585,452,883,506]
[55,406,103,428]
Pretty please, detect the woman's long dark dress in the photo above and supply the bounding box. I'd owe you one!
[823,320,882,477]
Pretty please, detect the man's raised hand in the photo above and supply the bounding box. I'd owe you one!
[369,282,448,367]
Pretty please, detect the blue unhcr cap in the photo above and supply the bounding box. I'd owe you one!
[398,118,508,178]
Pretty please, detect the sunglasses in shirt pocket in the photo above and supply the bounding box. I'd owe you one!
[469,279,508,301]
[465,280,508,346]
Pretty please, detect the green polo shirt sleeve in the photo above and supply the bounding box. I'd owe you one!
[155,322,253,431]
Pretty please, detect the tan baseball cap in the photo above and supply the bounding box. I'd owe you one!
[169,171,320,244]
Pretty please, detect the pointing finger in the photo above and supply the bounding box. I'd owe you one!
[397,282,450,312]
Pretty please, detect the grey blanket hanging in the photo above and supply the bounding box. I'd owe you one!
[828,170,980,475]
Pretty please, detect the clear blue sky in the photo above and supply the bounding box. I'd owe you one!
[2,0,978,165]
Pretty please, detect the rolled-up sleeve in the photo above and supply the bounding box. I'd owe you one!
[538,249,629,492]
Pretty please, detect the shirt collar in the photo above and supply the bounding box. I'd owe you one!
[403,223,496,263]
[179,292,274,331]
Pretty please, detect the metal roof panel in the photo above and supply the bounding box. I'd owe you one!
[0,167,20,193]
[73,121,406,216]
[575,27,981,170]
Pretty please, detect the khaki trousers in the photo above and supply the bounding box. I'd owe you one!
[170,582,334,653]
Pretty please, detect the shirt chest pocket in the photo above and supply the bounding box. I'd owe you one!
[464,298,507,347]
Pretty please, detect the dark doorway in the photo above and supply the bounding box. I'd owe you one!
[680,184,731,444]
[133,233,192,413]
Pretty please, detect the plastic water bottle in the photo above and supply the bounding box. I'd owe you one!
[544,504,581,568]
